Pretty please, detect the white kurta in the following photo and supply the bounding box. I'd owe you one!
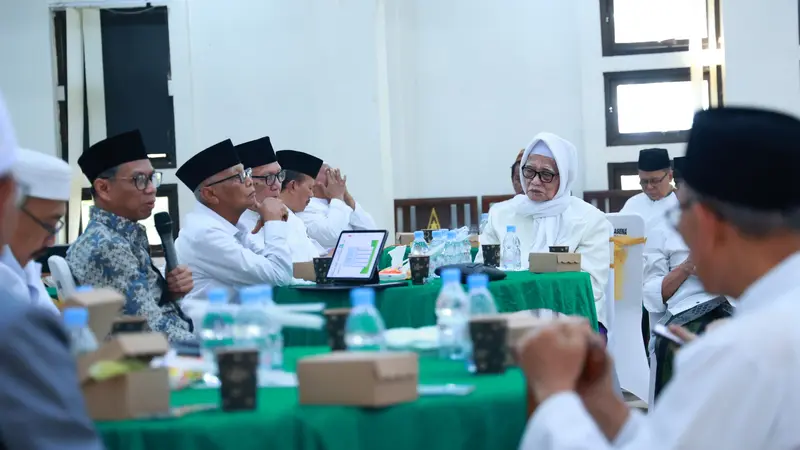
[619,191,678,236]
[476,197,612,328]
[296,197,377,248]
[283,209,327,263]
[175,203,293,302]
[0,246,58,315]
[519,251,800,450]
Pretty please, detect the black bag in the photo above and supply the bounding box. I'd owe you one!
[434,263,507,284]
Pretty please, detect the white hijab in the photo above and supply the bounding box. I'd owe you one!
[508,132,578,251]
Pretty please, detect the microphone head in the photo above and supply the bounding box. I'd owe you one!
[153,212,173,236]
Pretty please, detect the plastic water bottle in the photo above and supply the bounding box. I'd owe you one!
[435,268,470,360]
[501,225,522,270]
[199,288,236,370]
[410,230,430,256]
[429,230,444,275]
[345,288,386,351]
[63,307,99,357]
[466,273,498,316]
[443,230,460,266]
[479,213,489,234]
[260,285,283,369]
[460,234,472,263]
[234,286,272,373]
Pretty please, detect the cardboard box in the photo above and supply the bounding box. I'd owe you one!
[61,288,125,341]
[293,261,316,282]
[297,352,419,407]
[78,333,170,420]
[396,232,415,246]
[528,252,581,273]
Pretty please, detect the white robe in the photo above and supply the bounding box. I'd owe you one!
[519,251,800,450]
[175,203,293,304]
[0,246,58,315]
[619,191,678,237]
[296,197,377,249]
[274,209,327,263]
[475,196,612,328]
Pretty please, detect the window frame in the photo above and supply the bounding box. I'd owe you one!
[607,162,640,190]
[603,67,723,147]
[599,0,722,56]
[79,183,179,257]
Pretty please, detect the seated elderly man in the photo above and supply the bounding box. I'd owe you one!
[276,150,329,262]
[175,139,292,306]
[68,130,195,342]
[297,163,377,248]
[478,133,612,335]
[236,136,285,232]
[620,148,678,232]
[511,148,524,195]
[0,149,70,314]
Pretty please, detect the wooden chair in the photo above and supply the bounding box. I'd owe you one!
[394,197,479,233]
[583,190,638,213]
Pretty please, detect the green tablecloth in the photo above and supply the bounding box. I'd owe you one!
[378,246,478,270]
[275,271,598,347]
[98,347,528,450]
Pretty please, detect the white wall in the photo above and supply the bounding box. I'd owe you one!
[0,0,59,156]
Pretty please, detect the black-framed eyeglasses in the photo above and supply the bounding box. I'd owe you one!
[521,165,559,183]
[21,207,64,236]
[665,198,696,230]
[252,169,286,186]
[99,171,163,191]
[639,172,669,187]
[207,167,252,187]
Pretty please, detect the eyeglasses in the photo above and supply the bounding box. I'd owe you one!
[207,167,252,187]
[521,165,559,183]
[252,169,286,186]
[640,172,669,188]
[21,207,64,236]
[99,172,163,191]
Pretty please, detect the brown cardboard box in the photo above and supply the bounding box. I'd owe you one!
[297,352,419,407]
[78,333,170,420]
[396,232,415,246]
[528,252,581,273]
[293,261,316,281]
[61,288,125,340]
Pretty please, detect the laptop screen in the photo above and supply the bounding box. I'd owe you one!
[327,231,387,280]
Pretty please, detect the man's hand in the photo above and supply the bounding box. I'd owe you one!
[679,258,696,276]
[516,318,593,402]
[252,198,289,233]
[166,265,193,298]
[323,168,346,201]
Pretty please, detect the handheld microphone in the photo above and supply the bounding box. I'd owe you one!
[154,212,179,273]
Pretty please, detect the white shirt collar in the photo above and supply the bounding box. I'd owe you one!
[736,250,800,316]
[0,245,24,279]
[193,202,240,235]
[309,197,329,207]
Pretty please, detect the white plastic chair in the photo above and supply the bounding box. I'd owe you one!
[605,213,649,403]
[48,255,76,300]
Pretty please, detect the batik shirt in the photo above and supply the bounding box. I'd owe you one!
[66,206,194,342]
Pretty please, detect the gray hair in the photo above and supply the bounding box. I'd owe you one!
[90,165,120,199]
[193,185,205,204]
[683,184,800,237]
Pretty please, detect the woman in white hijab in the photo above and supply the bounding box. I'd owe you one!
[478,132,613,333]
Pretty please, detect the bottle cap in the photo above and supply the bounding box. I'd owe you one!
[441,268,461,284]
[63,307,89,327]
[414,230,424,240]
[481,213,489,220]
[506,225,516,233]
[207,288,228,304]
[75,286,93,293]
[446,230,457,240]
[239,286,261,304]
[350,287,375,307]
[259,284,274,300]
[467,273,489,290]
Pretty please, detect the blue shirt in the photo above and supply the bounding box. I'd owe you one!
[66,206,194,342]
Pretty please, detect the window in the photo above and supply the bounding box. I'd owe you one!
[100,7,176,168]
[599,0,721,56]
[604,68,723,146]
[80,183,179,256]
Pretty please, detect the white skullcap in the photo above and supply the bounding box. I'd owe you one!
[0,92,19,176]
[531,140,555,159]
[13,149,72,201]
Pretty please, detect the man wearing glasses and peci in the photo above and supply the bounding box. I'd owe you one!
[0,149,71,314]
[235,136,287,235]
[67,130,196,342]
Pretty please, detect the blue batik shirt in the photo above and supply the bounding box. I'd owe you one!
[66,206,195,342]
